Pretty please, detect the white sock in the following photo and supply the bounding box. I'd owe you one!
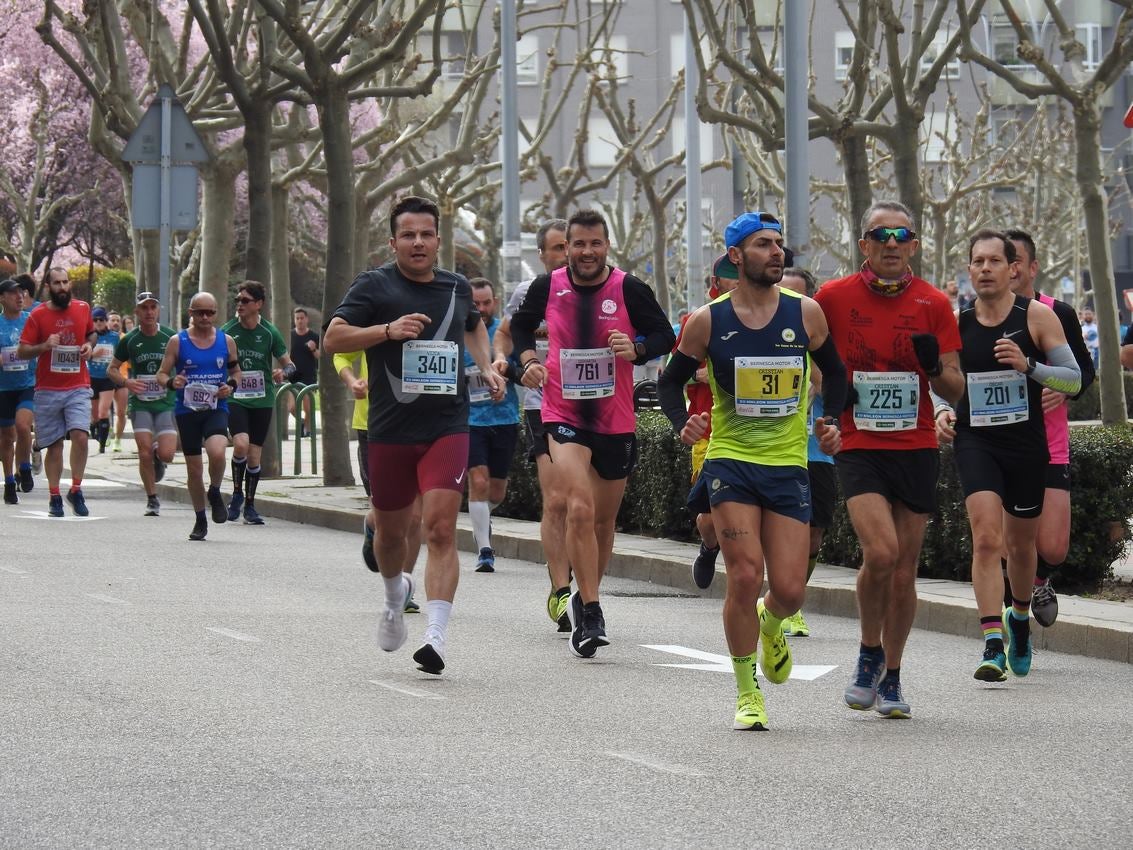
[382,572,405,611]
[424,599,452,650]
[469,501,491,550]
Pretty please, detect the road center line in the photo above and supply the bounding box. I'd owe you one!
[369,680,445,701]
[205,627,262,643]
[85,592,128,605]
[606,751,706,778]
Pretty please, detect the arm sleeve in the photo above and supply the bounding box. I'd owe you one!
[624,276,677,362]
[1029,343,1081,395]
[1056,301,1095,398]
[929,387,954,416]
[659,350,699,433]
[809,335,848,419]
[509,275,550,356]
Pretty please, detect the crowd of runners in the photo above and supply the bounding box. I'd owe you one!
[2,194,1098,730]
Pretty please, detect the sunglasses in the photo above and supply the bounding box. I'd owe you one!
[864,227,916,243]
[235,297,257,305]
[191,309,217,316]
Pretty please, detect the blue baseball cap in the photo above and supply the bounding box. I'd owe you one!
[92,307,108,319]
[724,211,783,249]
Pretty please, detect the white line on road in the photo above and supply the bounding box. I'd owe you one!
[606,752,706,778]
[17,511,105,522]
[205,627,262,643]
[369,680,445,701]
[85,592,129,605]
[641,644,838,681]
[0,566,28,575]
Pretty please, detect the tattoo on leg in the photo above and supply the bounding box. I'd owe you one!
[721,527,749,540]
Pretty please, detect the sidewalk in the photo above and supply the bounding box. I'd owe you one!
[82,424,1133,666]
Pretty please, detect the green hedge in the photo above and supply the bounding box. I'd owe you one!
[92,268,138,316]
[1066,372,1133,421]
[495,412,1133,592]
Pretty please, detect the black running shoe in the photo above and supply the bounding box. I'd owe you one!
[567,591,596,658]
[152,451,166,483]
[208,487,227,524]
[413,643,445,675]
[584,602,610,648]
[3,481,17,505]
[144,495,160,517]
[692,543,720,589]
[189,517,208,541]
[18,467,33,493]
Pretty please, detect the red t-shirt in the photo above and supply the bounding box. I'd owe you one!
[815,273,960,451]
[19,300,95,391]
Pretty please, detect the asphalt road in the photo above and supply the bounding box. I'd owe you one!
[3,480,1131,848]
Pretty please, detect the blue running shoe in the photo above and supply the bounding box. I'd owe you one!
[1003,607,1033,677]
[242,504,265,525]
[227,491,244,522]
[875,676,911,719]
[844,649,885,710]
[474,547,495,573]
[974,645,1008,682]
[65,488,89,517]
[48,494,64,517]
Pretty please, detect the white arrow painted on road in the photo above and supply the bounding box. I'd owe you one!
[15,511,105,522]
[642,644,837,681]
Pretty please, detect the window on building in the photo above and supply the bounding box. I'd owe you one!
[1076,23,1102,71]
[921,31,961,79]
[671,115,714,160]
[754,26,784,75]
[921,110,952,163]
[587,116,620,167]
[991,22,1031,68]
[591,34,629,80]
[516,33,539,84]
[834,31,854,81]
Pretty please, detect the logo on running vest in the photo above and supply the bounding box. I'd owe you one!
[555,289,571,297]
[781,328,796,342]
[556,425,576,438]
[601,299,617,314]
[720,331,739,341]
[216,356,225,369]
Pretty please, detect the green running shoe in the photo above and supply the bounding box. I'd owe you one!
[756,599,792,684]
[733,689,768,731]
[782,609,810,637]
[974,645,1008,682]
[546,588,571,633]
[1003,607,1033,677]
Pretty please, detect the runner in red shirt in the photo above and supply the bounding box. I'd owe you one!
[17,268,97,517]
[815,201,964,719]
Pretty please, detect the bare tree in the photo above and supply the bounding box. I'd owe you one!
[958,0,1133,424]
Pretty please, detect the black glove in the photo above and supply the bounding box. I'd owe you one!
[911,333,942,377]
[843,385,859,412]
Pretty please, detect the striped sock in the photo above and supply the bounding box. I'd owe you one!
[1011,597,1030,621]
[981,615,1004,645]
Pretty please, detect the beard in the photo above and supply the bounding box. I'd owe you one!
[743,267,783,289]
[49,289,72,309]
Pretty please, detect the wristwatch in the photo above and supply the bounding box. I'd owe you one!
[1025,357,1036,375]
[634,342,646,359]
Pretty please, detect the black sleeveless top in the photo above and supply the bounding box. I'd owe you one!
[955,295,1047,454]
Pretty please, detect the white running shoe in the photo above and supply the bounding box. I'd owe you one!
[377,574,413,652]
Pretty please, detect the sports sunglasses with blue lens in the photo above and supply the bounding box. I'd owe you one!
[864,226,917,243]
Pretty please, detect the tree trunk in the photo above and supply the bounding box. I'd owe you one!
[317,84,356,486]
[1074,103,1126,425]
[648,194,671,317]
[243,102,274,286]
[139,231,161,314]
[198,162,238,323]
[888,130,925,279]
[269,183,292,332]
[439,193,456,272]
[842,134,873,251]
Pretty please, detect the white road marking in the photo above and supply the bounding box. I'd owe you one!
[74,480,127,489]
[606,752,706,778]
[0,566,28,575]
[641,644,838,681]
[205,627,262,643]
[17,511,105,522]
[85,592,128,605]
[369,680,445,701]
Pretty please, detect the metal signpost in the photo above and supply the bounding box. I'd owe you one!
[122,84,209,324]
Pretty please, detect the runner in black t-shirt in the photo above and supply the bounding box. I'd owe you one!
[324,195,505,677]
[288,307,319,436]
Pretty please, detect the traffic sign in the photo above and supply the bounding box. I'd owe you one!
[131,165,199,229]
[122,84,209,163]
